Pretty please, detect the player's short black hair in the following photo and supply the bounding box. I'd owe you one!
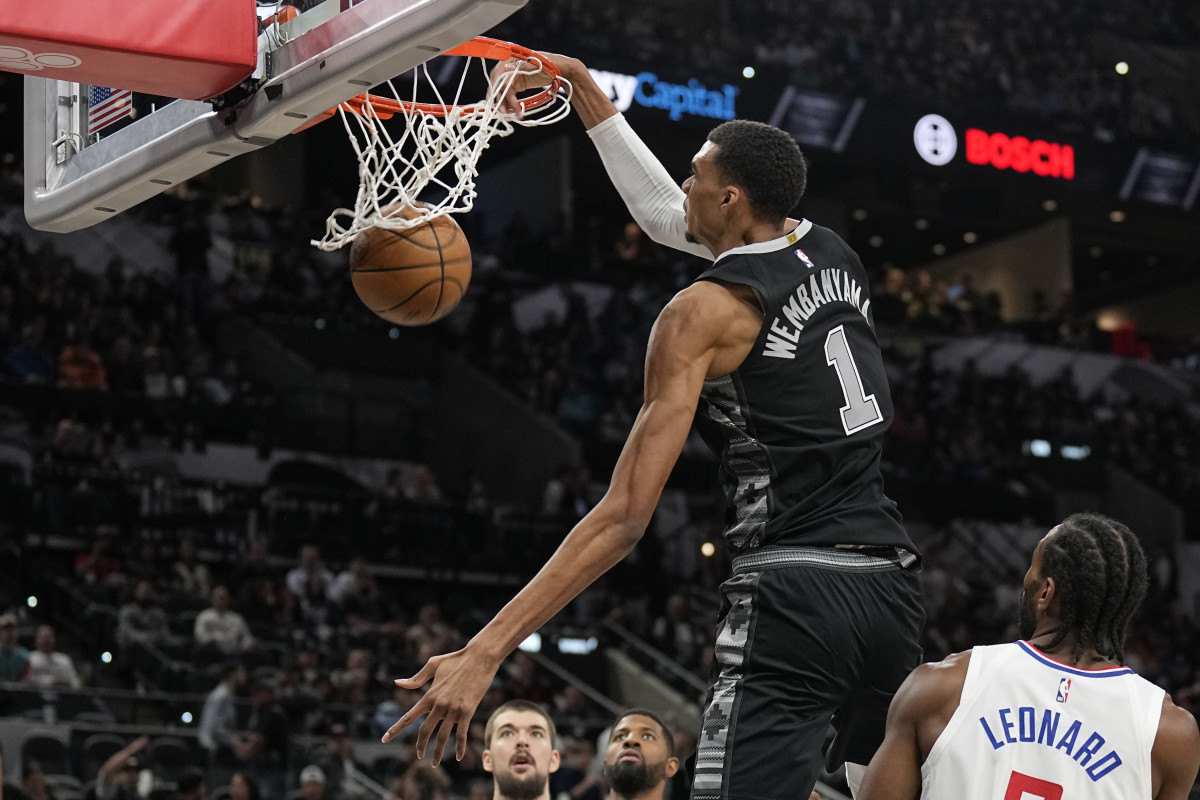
[706,120,807,223]
[1039,512,1147,664]
[610,708,676,757]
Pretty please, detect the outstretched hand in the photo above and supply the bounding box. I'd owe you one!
[382,646,500,765]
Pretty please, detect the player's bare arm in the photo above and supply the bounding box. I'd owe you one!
[857,652,973,800]
[1152,696,1200,800]
[383,281,759,762]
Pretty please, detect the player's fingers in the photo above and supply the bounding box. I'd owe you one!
[430,712,459,766]
[394,658,438,689]
[382,692,431,743]
[413,713,438,759]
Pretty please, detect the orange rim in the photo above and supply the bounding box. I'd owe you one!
[293,36,562,133]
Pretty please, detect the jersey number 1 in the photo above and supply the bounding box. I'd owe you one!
[824,325,884,435]
[1003,771,1063,800]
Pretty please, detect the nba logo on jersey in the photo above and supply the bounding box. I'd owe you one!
[1056,677,1071,703]
[794,248,815,269]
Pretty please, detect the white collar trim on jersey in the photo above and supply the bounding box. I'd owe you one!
[713,219,813,262]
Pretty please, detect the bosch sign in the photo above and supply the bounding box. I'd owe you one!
[965,129,1075,180]
[590,69,739,122]
[912,115,1075,180]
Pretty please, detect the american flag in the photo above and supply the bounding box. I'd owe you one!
[88,86,133,135]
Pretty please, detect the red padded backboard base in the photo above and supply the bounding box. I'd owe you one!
[0,0,258,100]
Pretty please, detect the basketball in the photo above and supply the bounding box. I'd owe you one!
[348,204,472,326]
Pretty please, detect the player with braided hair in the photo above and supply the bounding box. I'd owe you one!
[858,512,1200,800]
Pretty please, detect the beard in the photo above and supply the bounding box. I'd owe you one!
[1016,588,1037,641]
[493,771,548,800]
[605,758,667,799]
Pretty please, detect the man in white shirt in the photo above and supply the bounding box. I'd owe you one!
[194,585,254,655]
[24,625,81,688]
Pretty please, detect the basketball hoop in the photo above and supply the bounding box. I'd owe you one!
[310,37,572,251]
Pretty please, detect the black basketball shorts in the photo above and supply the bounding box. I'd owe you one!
[689,546,925,800]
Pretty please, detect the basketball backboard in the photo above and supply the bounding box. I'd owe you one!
[23,0,528,233]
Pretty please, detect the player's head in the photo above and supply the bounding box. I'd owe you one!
[683,120,806,243]
[1019,512,1147,664]
[602,709,679,800]
[483,701,560,800]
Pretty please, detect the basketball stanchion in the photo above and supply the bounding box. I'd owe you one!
[308,36,572,252]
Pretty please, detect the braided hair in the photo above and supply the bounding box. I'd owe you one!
[1037,512,1148,665]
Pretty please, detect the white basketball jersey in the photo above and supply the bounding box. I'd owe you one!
[921,641,1164,800]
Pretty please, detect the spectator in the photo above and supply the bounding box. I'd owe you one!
[74,537,124,588]
[198,662,247,769]
[174,772,207,800]
[172,536,212,603]
[286,545,334,600]
[329,649,372,706]
[230,540,276,604]
[194,586,255,655]
[402,464,442,504]
[24,625,81,689]
[229,772,262,800]
[648,595,703,669]
[125,540,164,590]
[238,683,289,800]
[14,762,58,800]
[0,612,30,681]
[57,330,108,390]
[116,579,170,649]
[315,724,373,800]
[298,766,327,800]
[94,737,150,800]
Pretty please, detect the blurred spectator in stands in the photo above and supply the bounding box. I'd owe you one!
[330,556,369,606]
[402,464,443,504]
[542,466,593,520]
[239,683,289,800]
[5,322,55,383]
[649,595,703,670]
[125,540,164,591]
[229,772,262,800]
[329,649,372,706]
[116,579,170,649]
[174,772,207,800]
[315,724,374,800]
[298,766,327,800]
[405,605,452,653]
[287,545,334,600]
[199,662,247,773]
[395,764,450,800]
[73,536,124,587]
[195,586,255,656]
[298,573,337,640]
[13,762,58,800]
[334,560,388,640]
[243,578,296,635]
[0,612,30,681]
[203,359,244,407]
[24,625,81,688]
[172,535,212,603]
[94,738,149,800]
[231,540,276,603]
[57,329,108,390]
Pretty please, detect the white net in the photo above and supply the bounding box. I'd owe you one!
[312,47,573,251]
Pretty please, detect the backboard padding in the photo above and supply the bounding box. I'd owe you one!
[24,0,528,233]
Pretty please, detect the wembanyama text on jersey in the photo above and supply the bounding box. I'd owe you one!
[691,221,918,558]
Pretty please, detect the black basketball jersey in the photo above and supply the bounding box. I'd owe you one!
[693,220,916,555]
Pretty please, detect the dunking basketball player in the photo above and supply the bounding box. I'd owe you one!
[858,513,1200,800]
[383,54,925,800]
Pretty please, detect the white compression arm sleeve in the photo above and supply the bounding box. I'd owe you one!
[587,114,714,262]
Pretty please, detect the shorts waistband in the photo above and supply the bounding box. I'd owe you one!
[732,545,916,574]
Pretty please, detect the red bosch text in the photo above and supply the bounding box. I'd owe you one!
[965,129,1075,180]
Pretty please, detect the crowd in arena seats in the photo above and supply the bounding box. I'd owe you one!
[494,0,1200,148]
